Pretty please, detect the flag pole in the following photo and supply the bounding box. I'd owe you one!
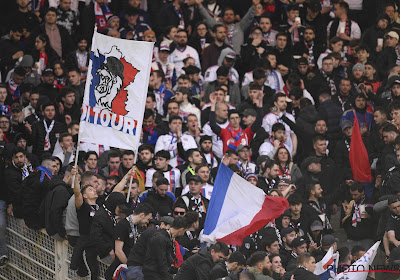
[71,132,81,190]
[126,149,139,203]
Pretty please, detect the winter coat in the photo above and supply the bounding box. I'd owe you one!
[174,247,215,280]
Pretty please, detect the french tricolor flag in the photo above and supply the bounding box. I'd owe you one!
[200,163,289,246]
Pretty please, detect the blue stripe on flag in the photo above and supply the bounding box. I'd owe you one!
[203,163,233,235]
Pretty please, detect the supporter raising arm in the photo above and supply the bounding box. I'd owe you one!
[209,90,263,153]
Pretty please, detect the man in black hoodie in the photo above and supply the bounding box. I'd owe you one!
[90,192,130,276]
[45,165,76,240]
[174,241,229,280]
[143,216,189,280]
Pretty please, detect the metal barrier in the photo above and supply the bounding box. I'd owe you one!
[0,216,109,280]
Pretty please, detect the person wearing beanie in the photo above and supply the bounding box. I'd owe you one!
[362,13,390,60]
[119,7,151,41]
[107,16,120,30]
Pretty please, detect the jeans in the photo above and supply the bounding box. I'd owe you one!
[347,239,374,252]
[0,200,8,256]
[126,266,144,280]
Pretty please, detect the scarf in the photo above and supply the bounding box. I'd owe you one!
[0,104,10,117]
[103,204,117,226]
[351,198,364,227]
[278,164,291,180]
[127,215,138,242]
[288,19,300,44]
[94,1,112,30]
[8,77,20,99]
[173,5,185,27]
[13,161,33,180]
[305,42,315,67]
[43,119,55,151]
[36,165,53,183]
[395,45,400,66]
[227,126,243,150]
[329,18,352,39]
[321,70,337,95]
[309,200,333,230]
[225,24,234,46]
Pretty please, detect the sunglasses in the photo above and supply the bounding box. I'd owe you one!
[174,211,185,216]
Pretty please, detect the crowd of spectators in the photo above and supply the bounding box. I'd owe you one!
[2,0,400,279]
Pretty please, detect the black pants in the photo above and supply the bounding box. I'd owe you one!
[70,235,99,279]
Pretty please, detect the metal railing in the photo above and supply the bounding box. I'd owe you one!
[0,216,109,280]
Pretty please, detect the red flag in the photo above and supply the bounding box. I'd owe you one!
[349,113,373,182]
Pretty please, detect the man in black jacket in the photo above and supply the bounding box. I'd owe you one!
[143,216,189,280]
[44,165,75,240]
[90,192,128,268]
[22,157,57,230]
[292,253,319,280]
[29,102,67,157]
[209,251,246,280]
[0,25,24,82]
[142,177,174,217]
[174,241,230,280]
[5,147,33,219]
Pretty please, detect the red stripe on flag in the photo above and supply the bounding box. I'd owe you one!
[323,256,334,270]
[217,196,289,246]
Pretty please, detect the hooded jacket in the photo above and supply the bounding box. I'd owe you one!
[44,177,73,237]
[174,247,215,280]
[90,192,123,258]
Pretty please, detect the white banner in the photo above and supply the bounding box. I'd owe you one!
[79,31,154,150]
[335,241,380,280]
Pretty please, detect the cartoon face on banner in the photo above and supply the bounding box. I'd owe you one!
[89,46,139,116]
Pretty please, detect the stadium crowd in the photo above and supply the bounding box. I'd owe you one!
[2,0,400,279]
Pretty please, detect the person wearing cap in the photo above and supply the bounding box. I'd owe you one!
[201,23,229,74]
[308,220,323,247]
[152,41,177,89]
[327,2,361,43]
[204,47,239,84]
[336,118,361,184]
[362,13,390,59]
[118,7,151,41]
[176,174,209,231]
[37,68,59,103]
[142,177,174,217]
[104,203,154,280]
[340,93,375,136]
[262,93,297,156]
[286,237,308,270]
[377,31,399,79]
[237,144,257,176]
[209,87,263,154]
[209,251,246,280]
[168,29,201,77]
[320,234,338,255]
